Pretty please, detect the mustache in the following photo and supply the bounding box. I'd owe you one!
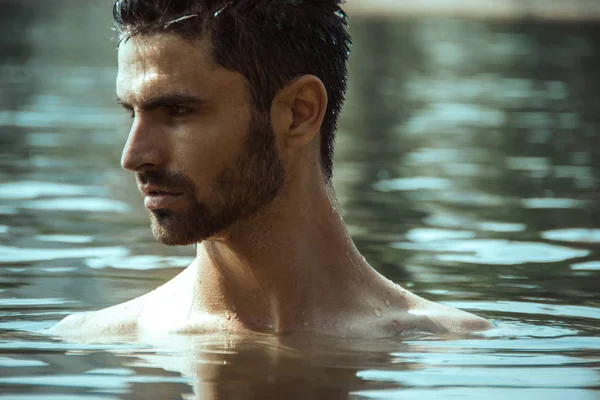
[137,169,197,193]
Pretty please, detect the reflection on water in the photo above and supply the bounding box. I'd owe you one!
[1,1,599,399]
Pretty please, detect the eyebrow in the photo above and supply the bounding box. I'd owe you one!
[115,93,204,111]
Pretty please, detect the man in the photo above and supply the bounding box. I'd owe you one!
[50,0,492,337]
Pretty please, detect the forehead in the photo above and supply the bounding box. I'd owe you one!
[116,34,242,102]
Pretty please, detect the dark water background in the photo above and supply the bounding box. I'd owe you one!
[0,1,599,399]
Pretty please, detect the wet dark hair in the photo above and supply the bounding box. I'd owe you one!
[113,0,351,182]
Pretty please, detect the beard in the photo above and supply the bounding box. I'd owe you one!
[138,111,285,246]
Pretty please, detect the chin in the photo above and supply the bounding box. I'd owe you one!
[151,227,198,246]
[152,231,199,246]
[150,211,211,246]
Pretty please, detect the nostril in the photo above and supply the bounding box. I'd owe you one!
[133,162,160,173]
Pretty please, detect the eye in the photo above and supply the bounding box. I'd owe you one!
[168,105,191,117]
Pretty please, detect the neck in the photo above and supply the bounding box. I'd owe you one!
[190,170,377,333]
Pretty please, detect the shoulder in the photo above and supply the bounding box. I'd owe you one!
[408,296,494,333]
[46,312,91,334]
[384,286,492,334]
[46,298,144,337]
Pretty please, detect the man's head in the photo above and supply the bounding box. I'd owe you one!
[114,0,351,245]
[114,0,351,181]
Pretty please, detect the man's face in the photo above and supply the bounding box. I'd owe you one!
[116,34,284,245]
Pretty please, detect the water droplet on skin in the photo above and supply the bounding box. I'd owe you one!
[385,300,391,307]
[226,311,231,320]
[374,308,382,318]
[303,321,309,326]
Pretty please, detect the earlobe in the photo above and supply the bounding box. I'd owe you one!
[271,75,328,149]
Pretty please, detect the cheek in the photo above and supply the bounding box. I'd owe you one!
[172,116,250,182]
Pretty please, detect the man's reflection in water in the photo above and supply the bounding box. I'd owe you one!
[119,333,405,399]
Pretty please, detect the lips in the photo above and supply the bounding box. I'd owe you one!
[141,186,182,210]
[147,190,171,195]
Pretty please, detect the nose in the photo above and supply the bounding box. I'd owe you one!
[121,116,166,172]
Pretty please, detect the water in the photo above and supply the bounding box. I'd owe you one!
[1,1,599,399]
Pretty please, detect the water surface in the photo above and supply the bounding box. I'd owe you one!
[0,2,599,399]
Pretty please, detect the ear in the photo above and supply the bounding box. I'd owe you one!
[270,75,328,149]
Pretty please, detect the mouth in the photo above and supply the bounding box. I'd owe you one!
[141,186,183,210]
[147,190,172,195]
[140,184,182,196]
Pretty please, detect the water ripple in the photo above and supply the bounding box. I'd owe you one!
[570,261,600,271]
[85,255,191,270]
[354,388,598,400]
[35,235,94,244]
[356,366,598,388]
[393,240,589,265]
[22,197,130,213]
[541,229,600,243]
[521,198,588,209]
[0,181,99,200]
[406,228,476,242]
[374,177,452,192]
[0,298,76,307]
[445,301,600,321]
[0,357,49,367]
[0,245,129,264]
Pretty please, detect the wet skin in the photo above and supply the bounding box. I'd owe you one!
[49,34,492,339]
